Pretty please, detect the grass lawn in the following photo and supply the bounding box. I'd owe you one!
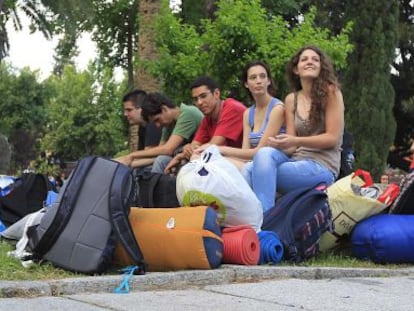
[0,240,409,281]
[0,240,78,280]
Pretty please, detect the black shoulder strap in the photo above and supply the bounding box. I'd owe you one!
[29,156,96,257]
[109,164,146,273]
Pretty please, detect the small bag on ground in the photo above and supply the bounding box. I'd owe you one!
[319,169,387,252]
[114,206,223,271]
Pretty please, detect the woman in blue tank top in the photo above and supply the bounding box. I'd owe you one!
[215,60,285,172]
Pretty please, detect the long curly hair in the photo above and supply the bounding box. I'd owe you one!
[285,45,339,128]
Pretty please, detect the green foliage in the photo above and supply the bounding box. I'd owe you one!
[201,0,276,100]
[41,64,126,161]
[150,0,206,103]
[90,0,138,69]
[343,0,399,180]
[0,63,48,170]
[1,0,55,61]
[151,1,352,105]
[29,153,62,177]
[391,1,414,147]
[179,0,212,30]
[2,0,132,84]
[0,134,11,173]
[305,0,347,36]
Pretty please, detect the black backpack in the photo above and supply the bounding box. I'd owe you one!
[132,170,179,207]
[0,173,52,227]
[262,184,333,263]
[389,171,414,214]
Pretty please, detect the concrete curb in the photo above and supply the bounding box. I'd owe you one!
[1,265,414,298]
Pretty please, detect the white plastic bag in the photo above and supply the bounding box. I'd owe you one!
[176,145,263,231]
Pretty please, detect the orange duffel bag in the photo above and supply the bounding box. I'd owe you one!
[114,206,223,271]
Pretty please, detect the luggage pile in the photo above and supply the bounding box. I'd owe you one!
[351,170,414,263]
[1,152,413,280]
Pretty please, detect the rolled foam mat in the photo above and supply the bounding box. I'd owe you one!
[222,225,260,265]
[257,230,284,264]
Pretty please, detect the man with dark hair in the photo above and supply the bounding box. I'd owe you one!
[122,89,161,150]
[115,89,162,169]
[116,92,203,170]
[163,75,246,174]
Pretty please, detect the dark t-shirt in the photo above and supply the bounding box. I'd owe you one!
[138,123,162,150]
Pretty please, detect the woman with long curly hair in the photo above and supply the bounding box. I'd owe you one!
[247,45,344,213]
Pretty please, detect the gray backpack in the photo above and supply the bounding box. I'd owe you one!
[27,156,145,274]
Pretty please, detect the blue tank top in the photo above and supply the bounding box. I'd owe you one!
[248,97,285,148]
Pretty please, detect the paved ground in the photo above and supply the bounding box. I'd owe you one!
[0,265,414,310]
[1,274,413,310]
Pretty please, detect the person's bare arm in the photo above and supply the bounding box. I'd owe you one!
[220,105,285,160]
[270,88,344,151]
[219,109,252,159]
[116,134,185,167]
[130,158,155,168]
[182,141,202,159]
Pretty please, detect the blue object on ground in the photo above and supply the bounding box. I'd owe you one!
[258,230,284,264]
[351,214,414,264]
[0,219,6,232]
[45,191,59,208]
[114,266,139,294]
[0,175,16,197]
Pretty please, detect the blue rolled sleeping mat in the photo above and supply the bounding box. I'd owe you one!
[258,230,284,264]
[351,214,414,264]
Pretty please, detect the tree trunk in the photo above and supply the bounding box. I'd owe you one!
[134,0,161,91]
[129,0,162,152]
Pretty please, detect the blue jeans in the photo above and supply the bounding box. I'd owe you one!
[151,155,173,174]
[243,147,335,213]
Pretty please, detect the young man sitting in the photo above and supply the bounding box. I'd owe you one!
[162,76,246,174]
[116,92,203,171]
